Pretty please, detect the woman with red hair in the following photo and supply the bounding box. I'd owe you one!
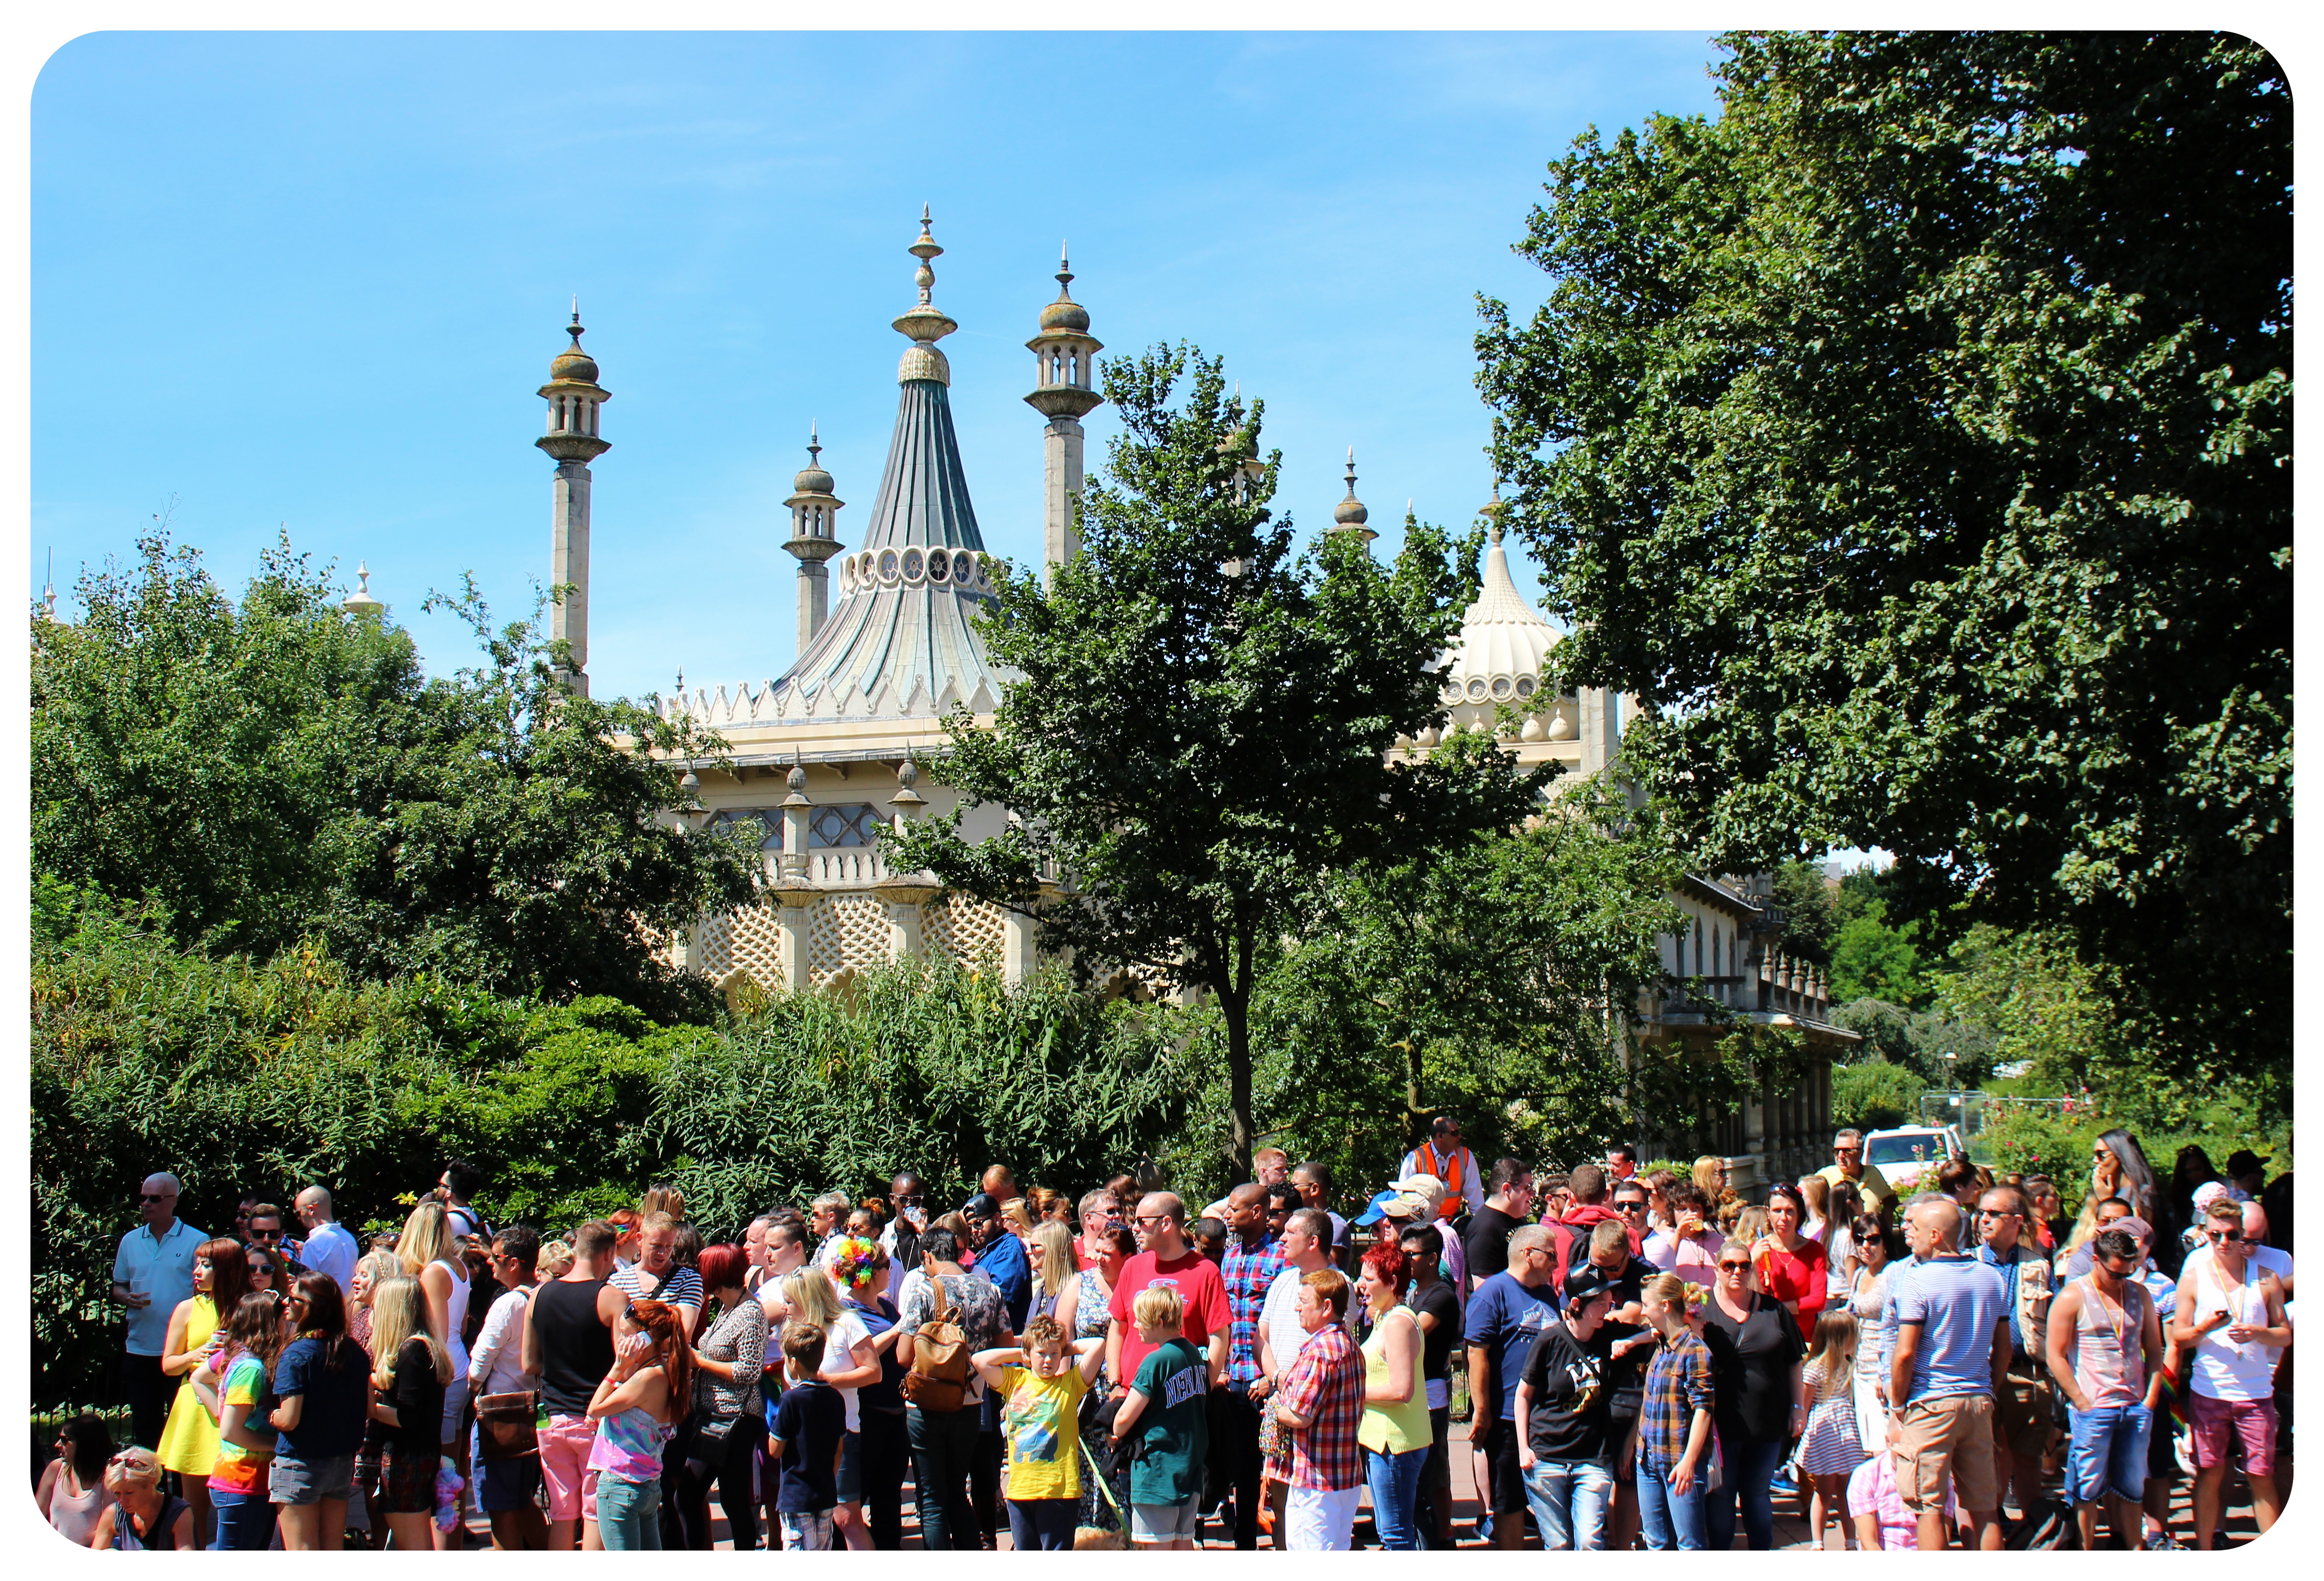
[1356,1239,1430,1548]
[678,1245,765,1549]
[588,1297,691,1549]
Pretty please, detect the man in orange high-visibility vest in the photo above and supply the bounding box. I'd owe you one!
[1399,1116,1484,1216]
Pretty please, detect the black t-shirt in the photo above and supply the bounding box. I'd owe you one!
[1465,1205,1522,1285]
[1519,1319,1615,1464]
[1409,1279,1462,1386]
[384,1336,446,1457]
[1700,1292,1806,1445]
[1592,1253,1658,1421]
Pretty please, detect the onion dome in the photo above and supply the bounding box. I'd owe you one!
[1040,246,1091,331]
[793,425,836,496]
[1440,501,1558,711]
[1328,448,1376,546]
[548,304,598,385]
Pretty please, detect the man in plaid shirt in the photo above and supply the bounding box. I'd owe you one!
[1274,1267,1366,1550]
[1210,1184,1283,1549]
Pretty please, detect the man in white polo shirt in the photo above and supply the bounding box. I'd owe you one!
[110,1170,205,1449]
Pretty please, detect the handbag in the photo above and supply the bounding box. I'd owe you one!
[475,1390,539,1462]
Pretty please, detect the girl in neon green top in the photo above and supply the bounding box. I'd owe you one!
[971,1315,1106,1551]
[1356,1240,1430,1548]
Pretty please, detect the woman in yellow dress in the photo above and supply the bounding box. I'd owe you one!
[154,1237,250,1549]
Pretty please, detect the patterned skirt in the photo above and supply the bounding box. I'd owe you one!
[1800,1389,1868,1478]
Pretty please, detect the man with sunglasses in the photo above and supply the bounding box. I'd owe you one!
[1075,1189,1122,1270]
[245,1203,312,1284]
[1817,1130,1895,1214]
[111,1171,206,1450]
[2045,1227,2164,1551]
[1972,1187,2054,1518]
[2172,1195,2290,1547]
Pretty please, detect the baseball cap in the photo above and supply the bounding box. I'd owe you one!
[962,1192,1000,1218]
[1562,1265,1618,1308]
[1354,1189,1432,1226]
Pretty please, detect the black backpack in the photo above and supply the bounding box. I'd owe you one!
[2005,1499,2080,1551]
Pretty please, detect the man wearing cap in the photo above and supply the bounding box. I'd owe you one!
[963,1192,1032,1329]
[111,1170,205,1450]
[1399,1117,1485,1216]
[1515,1266,1621,1549]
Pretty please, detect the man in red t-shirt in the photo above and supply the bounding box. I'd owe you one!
[1108,1191,1230,1396]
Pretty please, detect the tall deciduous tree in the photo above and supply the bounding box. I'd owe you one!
[1477,32,2290,1113]
[889,345,1543,1174]
[32,533,762,1015]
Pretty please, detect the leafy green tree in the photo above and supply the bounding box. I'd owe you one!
[1768,859,1837,964]
[1250,768,1684,1179]
[1827,900,1928,1007]
[890,345,1542,1174]
[1832,1060,1925,1132]
[32,534,763,1015]
[1476,32,2291,1116]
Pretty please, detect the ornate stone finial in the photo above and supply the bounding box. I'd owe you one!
[894,208,958,383]
[889,755,927,810]
[342,560,384,616]
[1331,447,1374,540]
[1481,480,1507,545]
[43,547,57,620]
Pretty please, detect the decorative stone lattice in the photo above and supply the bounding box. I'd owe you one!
[694,903,787,988]
[924,892,1009,968]
[808,893,890,985]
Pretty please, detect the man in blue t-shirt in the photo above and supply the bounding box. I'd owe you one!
[1888,1195,2012,1551]
[1464,1224,1559,1547]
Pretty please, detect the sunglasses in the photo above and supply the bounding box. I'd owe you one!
[1977,1208,2015,1219]
[1718,1260,1752,1272]
[2207,1229,2245,1243]
[1616,1200,1649,1214]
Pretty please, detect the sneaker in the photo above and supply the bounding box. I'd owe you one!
[2144,1532,2182,1551]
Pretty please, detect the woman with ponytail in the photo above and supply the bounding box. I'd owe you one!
[588,1296,690,1549]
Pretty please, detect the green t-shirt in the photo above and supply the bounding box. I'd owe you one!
[1127,1336,1209,1506]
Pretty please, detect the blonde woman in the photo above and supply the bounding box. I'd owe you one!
[366,1276,452,1552]
[537,1239,575,1281]
[87,1446,194,1550]
[398,1198,472,1544]
[784,1267,876,1550]
[345,1248,400,1547]
[1027,1221,1075,1325]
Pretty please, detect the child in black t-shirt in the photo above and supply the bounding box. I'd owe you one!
[768,1322,846,1550]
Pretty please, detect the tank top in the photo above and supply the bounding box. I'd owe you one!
[588,1402,672,1482]
[1849,1267,1890,1386]
[1357,1306,1430,1455]
[2070,1275,2150,1407]
[2188,1256,2274,1401]
[533,1276,616,1415]
[47,1472,107,1545]
[432,1257,472,1376]
[113,1494,188,1550]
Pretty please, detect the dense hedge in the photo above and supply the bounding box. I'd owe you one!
[31,890,1205,1410]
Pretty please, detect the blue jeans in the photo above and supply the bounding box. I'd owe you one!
[1524,1457,1614,1550]
[2067,1403,2152,1507]
[907,1405,982,1550]
[597,1472,663,1550]
[1636,1462,1708,1550]
[1006,1497,1080,1550]
[207,1488,277,1551]
[1362,1444,1428,1550]
[1705,1434,1783,1551]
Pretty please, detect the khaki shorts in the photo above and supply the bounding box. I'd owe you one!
[1996,1366,2054,1459]
[1891,1395,1999,1516]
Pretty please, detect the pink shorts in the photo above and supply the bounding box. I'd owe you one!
[2189,1392,2276,1478]
[537,1413,601,1522]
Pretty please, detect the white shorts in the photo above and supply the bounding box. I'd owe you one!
[1284,1484,1362,1551]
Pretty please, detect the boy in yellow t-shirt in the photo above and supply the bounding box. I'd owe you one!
[972,1314,1107,1551]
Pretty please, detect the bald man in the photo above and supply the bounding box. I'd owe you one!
[294,1185,359,1294]
[1889,1196,2012,1550]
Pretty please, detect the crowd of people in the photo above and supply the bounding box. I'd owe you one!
[48,1120,2293,1551]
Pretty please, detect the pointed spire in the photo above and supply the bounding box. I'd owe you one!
[42,547,56,621]
[893,208,958,382]
[1331,446,1376,544]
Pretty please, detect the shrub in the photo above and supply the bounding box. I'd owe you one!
[1832,1059,1924,1132]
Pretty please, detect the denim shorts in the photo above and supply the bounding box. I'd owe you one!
[2067,1404,2151,1506]
[269,1451,357,1505]
[1131,1498,1198,1543]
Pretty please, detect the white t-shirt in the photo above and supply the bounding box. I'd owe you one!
[2182,1243,2293,1286]
[819,1308,873,1432]
[1259,1264,1354,1375]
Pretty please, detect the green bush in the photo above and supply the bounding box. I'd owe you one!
[30,889,1204,1412]
[1832,1059,1924,1132]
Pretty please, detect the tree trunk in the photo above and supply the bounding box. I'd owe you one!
[1221,982,1255,1183]
[1400,1035,1427,1145]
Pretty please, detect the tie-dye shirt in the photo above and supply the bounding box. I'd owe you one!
[206,1351,277,1495]
[999,1365,1087,1501]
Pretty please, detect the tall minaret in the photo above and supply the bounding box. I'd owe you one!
[1024,244,1103,586]
[782,425,845,652]
[537,302,610,696]
[1328,447,1376,547]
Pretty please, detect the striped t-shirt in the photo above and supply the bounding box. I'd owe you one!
[611,1263,704,1312]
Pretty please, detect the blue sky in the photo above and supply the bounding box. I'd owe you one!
[34,30,1727,703]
